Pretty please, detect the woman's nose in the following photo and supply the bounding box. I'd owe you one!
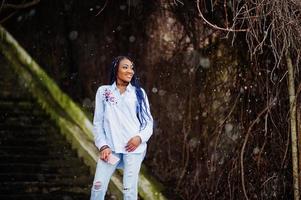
[127,68,134,74]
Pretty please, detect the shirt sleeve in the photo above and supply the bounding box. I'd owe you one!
[137,89,154,143]
[93,86,109,150]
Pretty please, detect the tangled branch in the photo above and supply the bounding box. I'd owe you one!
[0,0,40,23]
[3,0,40,9]
[196,0,248,32]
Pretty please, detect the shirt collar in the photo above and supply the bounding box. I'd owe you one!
[111,81,134,93]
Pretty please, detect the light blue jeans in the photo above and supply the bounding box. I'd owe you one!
[90,151,145,200]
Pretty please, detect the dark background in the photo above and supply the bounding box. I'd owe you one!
[1,0,295,199]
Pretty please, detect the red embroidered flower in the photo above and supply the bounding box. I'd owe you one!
[103,89,117,105]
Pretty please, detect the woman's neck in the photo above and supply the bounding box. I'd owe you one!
[116,80,129,94]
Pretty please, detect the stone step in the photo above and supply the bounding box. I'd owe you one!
[0,155,83,164]
[0,137,73,150]
[0,172,91,183]
[0,115,45,125]
[0,124,52,131]
[0,163,90,175]
[0,147,77,158]
[0,135,71,147]
[0,80,28,87]
[0,129,50,137]
[0,87,23,92]
[0,145,74,155]
[0,159,86,169]
[0,146,49,154]
[0,96,34,102]
[0,109,48,118]
[0,188,90,196]
[0,100,37,111]
[0,101,47,122]
[0,193,89,200]
[0,180,90,188]
[0,135,53,142]
[0,182,91,195]
[0,137,71,147]
[0,92,32,100]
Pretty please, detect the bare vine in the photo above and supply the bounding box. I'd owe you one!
[0,0,40,23]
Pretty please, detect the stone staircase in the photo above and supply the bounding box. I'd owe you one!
[0,61,94,199]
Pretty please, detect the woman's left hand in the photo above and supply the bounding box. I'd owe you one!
[125,136,142,152]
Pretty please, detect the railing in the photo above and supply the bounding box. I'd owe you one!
[0,25,167,200]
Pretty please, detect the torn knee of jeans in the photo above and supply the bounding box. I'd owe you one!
[93,181,102,191]
[123,187,130,191]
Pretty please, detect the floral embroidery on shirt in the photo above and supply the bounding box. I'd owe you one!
[103,88,117,105]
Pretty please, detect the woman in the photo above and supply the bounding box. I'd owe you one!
[90,56,153,200]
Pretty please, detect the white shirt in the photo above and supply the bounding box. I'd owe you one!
[93,82,153,153]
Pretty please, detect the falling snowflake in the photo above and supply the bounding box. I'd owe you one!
[129,36,136,42]
[69,31,78,40]
[152,87,158,93]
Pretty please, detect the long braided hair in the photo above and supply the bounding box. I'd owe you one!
[109,56,150,130]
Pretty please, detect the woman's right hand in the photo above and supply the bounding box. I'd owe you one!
[100,147,112,162]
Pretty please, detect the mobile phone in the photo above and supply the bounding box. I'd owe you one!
[107,154,120,165]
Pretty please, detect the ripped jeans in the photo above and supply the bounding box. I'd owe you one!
[90,151,145,200]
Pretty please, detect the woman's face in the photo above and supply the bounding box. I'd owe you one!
[116,58,134,83]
